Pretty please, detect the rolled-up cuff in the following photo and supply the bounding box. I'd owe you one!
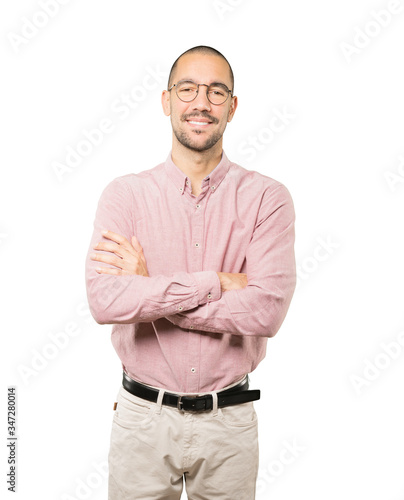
[192,271,222,305]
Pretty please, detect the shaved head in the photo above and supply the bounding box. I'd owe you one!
[168,45,234,91]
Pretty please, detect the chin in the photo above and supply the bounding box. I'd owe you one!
[174,127,222,153]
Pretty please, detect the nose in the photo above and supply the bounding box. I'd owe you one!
[192,84,211,111]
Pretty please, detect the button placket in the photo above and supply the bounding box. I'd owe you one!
[186,194,205,392]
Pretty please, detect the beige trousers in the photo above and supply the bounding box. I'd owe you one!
[108,382,259,499]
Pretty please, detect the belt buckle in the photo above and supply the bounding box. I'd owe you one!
[178,396,209,412]
[177,395,207,412]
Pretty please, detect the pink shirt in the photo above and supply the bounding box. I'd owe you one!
[85,151,296,393]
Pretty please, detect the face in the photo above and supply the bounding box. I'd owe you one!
[162,53,237,153]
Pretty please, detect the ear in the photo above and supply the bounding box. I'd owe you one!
[227,95,238,123]
[161,90,171,117]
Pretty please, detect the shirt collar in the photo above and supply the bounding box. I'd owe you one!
[164,150,231,196]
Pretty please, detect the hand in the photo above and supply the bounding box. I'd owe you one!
[217,272,248,292]
[90,229,149,276]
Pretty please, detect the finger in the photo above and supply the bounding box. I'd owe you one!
[90,252,123,268]
[93,241,131,259]
[95,266,122,275]
[131,235,144,254]
[101,229,130,247]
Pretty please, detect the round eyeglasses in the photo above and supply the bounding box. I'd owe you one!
[168,80,233,105]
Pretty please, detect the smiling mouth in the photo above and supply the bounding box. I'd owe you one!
[186,120,213,127]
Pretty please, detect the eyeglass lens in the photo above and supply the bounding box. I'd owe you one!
[176,82,230,105]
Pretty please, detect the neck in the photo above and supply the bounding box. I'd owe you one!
[171,138,223,187]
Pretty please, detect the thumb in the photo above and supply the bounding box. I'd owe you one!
[131,235,142,253]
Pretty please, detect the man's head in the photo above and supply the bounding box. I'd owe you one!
[162,46,237,154]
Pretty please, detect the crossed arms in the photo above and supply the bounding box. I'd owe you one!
[85,177,296,337]
[89,230,248,292]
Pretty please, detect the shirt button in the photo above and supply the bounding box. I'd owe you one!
[179,187,183,192]
[211,186,216,191]
[178,306,183,311]
[186,181,189,185]
[195,243,200,248]
[189,325,194,329]
[196,204,200,209]
[207,293,212,299]
[191,368,196,373]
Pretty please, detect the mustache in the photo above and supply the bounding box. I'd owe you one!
[181,113,218,124]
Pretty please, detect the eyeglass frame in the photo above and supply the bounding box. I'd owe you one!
[167,80,233,105]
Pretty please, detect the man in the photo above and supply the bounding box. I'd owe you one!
[85,45,296,499]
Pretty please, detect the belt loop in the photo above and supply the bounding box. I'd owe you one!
[212,391,218,416]
[155,389,165,415]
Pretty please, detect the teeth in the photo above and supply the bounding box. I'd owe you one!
[188,121,209,125]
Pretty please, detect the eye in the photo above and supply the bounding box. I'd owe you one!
[209,87,226,97]
[178,83,197,94]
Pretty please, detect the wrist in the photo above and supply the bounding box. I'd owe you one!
[216,272,224,292]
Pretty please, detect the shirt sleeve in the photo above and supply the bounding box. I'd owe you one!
[164,183,296,337]
[85,177,222,325]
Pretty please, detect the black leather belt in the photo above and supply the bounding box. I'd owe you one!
[122,372,260,412]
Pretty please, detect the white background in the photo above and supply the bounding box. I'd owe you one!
[1,1,404,499]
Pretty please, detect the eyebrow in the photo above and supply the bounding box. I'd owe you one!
[177,79,231,90]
